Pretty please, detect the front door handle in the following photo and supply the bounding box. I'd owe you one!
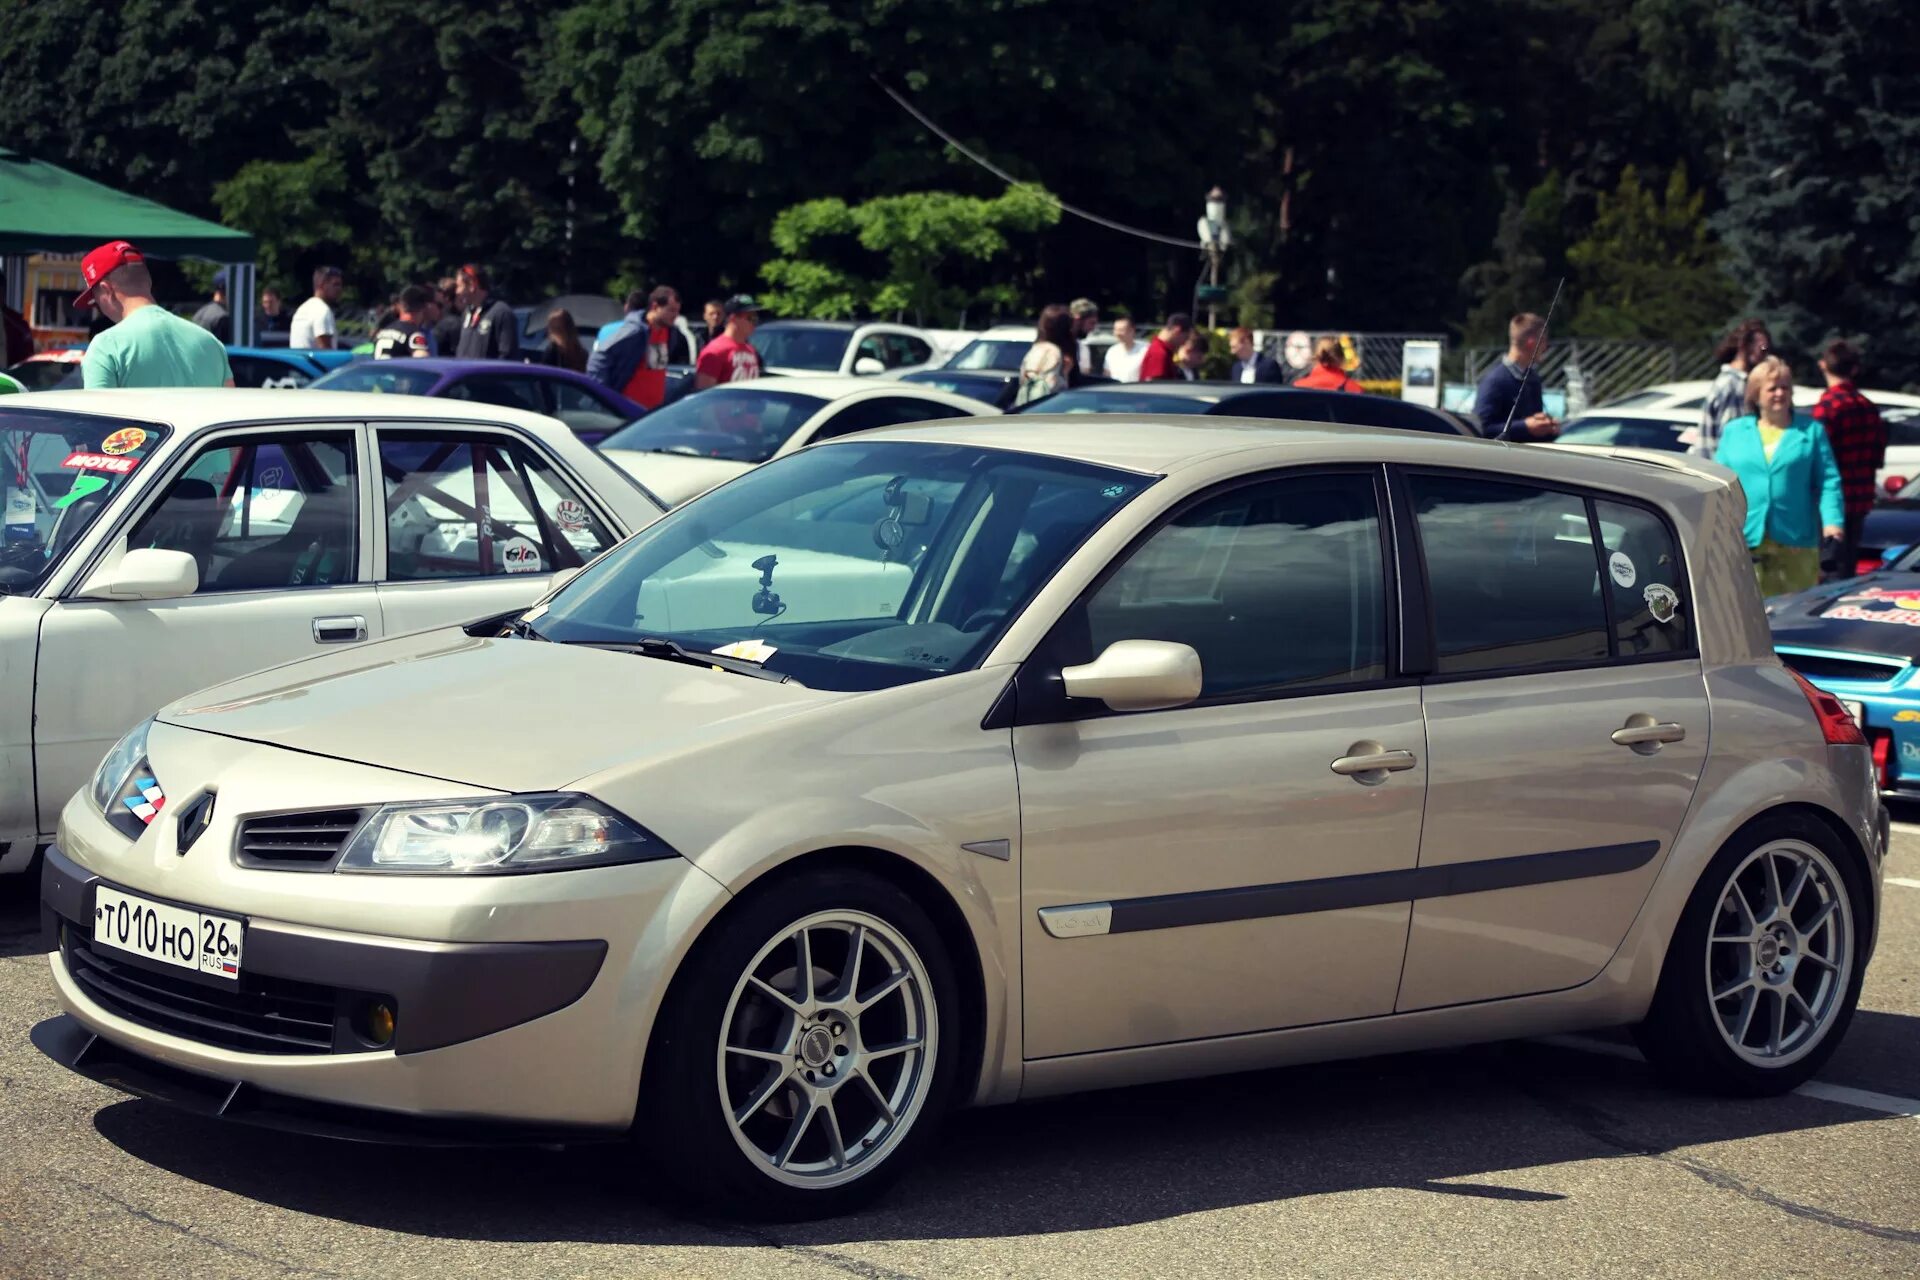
[312,614,367,644]
[1330,741,1418,784]
[1612,714,1685,753]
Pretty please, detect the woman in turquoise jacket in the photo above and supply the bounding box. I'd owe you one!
[1715,355,1844,594]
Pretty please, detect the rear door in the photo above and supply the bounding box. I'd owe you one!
[373,422,623,636]
[1395,469,1708,1009]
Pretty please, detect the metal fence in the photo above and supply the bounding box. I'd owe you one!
[1461,340,1719,414]
[1247,330,1449,383]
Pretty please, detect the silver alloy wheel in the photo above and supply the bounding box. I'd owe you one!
[717,910,937,1190]
[1705,838,1853,1068]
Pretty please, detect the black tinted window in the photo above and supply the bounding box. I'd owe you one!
[1411,473,1608,674]
[1062,472,1386,698]
[1593,499,1691,655]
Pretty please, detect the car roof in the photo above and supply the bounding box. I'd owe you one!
[699,374,977,401]
[756,319,858,332]
[1564,407,1696,423]
[12,388,582,440]
[340,357,579,376]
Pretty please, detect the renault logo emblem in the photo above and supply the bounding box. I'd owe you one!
[175,791,216,855]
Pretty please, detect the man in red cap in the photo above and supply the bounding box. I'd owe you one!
[76,242,231,389]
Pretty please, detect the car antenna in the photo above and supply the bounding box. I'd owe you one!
[1499,275,1566,441]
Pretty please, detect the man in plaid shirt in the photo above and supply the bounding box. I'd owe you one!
[1810,339,1886,570]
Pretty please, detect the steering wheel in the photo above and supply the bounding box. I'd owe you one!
[959,607,1007,634]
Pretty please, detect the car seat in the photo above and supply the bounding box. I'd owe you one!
[213,486,355,590]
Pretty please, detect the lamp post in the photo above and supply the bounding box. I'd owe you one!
[1195,186,1229,330]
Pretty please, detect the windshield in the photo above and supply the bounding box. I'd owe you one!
[597,388,830,463]
[310,364,440,395]
[1017,388,1213,415]
[0,408,169,594]
[751,326,851,371]
[943,339,1028,372]
[1557,416,1692,452]
[536,440,1152,691]
[5,359,82,392]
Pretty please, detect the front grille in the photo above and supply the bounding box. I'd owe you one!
[236,808,364,868]
[63,924,382,1055]
[1778,651,1908,684]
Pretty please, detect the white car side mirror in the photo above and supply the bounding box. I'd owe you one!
[1061,640,1203,712]
[853,356,886,376]
[90,548,200,601]
[546,566,582,593]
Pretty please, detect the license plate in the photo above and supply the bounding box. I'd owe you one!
[92,886,244,981]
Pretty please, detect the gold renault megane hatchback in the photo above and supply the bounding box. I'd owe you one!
[37,418,1886,1218]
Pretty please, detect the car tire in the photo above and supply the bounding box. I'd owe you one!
[638,866,960,1220]
[1634,812,1869,1096]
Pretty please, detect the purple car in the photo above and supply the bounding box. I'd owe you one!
[308,358,641,444]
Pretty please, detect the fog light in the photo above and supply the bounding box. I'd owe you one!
[365,1002,396,1047]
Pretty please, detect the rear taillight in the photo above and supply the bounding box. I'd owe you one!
[1870,729,1892,784]
[1856,555,1884,575]
[1788,669,1868,745]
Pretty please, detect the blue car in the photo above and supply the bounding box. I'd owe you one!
[224,346,359,389]
[1770,542,1920,792]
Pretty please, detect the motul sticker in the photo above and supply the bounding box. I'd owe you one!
[62,452,137,474]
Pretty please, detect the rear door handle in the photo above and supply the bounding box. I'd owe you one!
[1612,715,1685,753]
[1330,743,1418,784]
[312,614,367,644]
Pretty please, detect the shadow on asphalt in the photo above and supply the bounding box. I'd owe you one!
[82,1026,1918,1246]
[0,860,46,960]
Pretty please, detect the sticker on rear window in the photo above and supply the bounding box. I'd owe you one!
[101,427,148,455]
[1643,583,1679,623]
[62,451,137,474]
[1608,551,1636,588]
[501,538,543,574]
[553,499,590,531]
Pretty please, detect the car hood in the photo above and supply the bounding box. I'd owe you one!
[601,449,752,506]
[158,626,838,793]
[1768,571,1920,661]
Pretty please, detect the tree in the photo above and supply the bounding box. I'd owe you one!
[1714,0,1920,386]
[1567,164,1737,342]
[761,187,1059,323]
[1459,173,1570,345]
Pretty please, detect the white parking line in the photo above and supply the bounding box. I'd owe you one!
[1886,877,1920,890]
[1535,1035,1920,1120]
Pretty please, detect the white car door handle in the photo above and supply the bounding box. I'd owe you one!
[312,615,367,644]
[1330,746,1418,779]
[1612,718,1685,751]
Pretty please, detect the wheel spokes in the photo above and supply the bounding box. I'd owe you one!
[1782,858,1813,914]
[854,967,910,1015]
[771,1094,820,1168]
[1763,852,1785,918]
[734,1066,793,1126]
[749,973,806,1016]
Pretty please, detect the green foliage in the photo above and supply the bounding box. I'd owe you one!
[1459,173,1570,345]
[1567,164,1738,342]
[1714,0,1920,387]
[762,187,1059,322]
[214,155,354,293]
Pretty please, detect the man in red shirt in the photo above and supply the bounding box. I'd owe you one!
[594,286,687,409]
[1811,339,1887,571]
[1136,313,1194,381]
[694,296,765,390]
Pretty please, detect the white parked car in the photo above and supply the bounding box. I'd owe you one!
[942,324,1123,377]
[1604,380,1920,496]
[598,375,992,506]
[1555,407,1701,453]
[0,390,662,874]
[750,321,965,379]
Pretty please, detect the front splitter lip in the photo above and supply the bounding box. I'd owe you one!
[31,1014,625,1148]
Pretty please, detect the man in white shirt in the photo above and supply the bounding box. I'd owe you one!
[1103,316,1146,382]
[290,265,344,350]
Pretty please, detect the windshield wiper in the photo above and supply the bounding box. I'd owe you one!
[560,635,793,683]
[503,615,548,641]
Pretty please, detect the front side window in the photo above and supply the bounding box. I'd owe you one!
[310,364,439,396]
[536,440,1151,691]
[0,408,169,594]
[1054,472,1387,698]
[549,381,625,436]
[1411,473,1609,675]
[380,431,615,581]
[129,432,357,593]
[597,389,830,463]
[945,340,1027,373]
[752,326,851,372]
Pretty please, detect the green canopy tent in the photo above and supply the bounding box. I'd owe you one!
[0,147,259,345]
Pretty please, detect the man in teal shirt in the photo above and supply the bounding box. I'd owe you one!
[76,241,233,390]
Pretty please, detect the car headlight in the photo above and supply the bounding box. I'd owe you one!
[334,793,676,875]
[91,717,155,814]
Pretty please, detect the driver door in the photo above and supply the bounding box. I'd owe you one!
[33,425,383,832]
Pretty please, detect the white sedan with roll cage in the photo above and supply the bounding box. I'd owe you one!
[0,389,663,873]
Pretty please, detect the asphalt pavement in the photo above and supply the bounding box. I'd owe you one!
[2,819,1916,1279]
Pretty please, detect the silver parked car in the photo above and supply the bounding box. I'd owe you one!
[37,419,1885,1219]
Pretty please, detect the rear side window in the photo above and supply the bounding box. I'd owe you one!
[1410,473,1609,675]
[1593,499,1690,656]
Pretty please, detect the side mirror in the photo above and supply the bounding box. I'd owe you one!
[1061,640,1202,712]
[545,566,582,593]
[90,548,199,601]
[852,355,886,376]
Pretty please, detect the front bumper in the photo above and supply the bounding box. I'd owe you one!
[43,728,731,1131]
